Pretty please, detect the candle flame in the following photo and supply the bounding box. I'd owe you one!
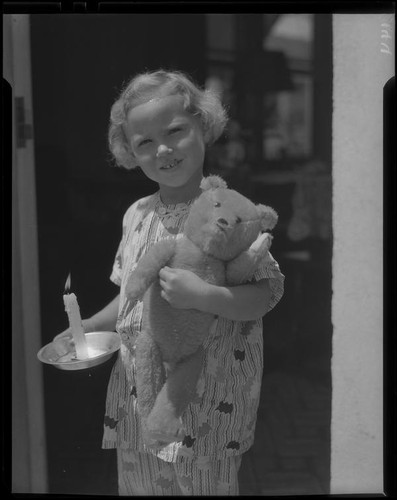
[64,273,71,293]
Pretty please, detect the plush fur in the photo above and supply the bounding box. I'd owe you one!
[125,175,278,446]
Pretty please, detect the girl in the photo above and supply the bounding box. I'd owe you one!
[56,69,284,495]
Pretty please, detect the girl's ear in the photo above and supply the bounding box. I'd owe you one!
[203,127,212,144]
[200,175,228,191]
[125,151,140,170]
[257,204,278,231]
[125,160,141,170]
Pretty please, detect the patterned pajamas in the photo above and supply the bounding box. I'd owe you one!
[102,192,284,494]
[117,448,242,496]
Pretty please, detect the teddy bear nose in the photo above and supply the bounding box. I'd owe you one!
[217,218,229,226]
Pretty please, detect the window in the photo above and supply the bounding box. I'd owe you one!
[263,14,314,163]
[205,14,316,173]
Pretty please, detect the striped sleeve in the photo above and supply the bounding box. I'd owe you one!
[253,251,285,311]
[110,240,123,286]
[109,208,130,287]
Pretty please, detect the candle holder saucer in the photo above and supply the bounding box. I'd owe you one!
[37,331,121,371]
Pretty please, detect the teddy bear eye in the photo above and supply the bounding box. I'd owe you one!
[236,216,242,223]
[214,202,221,208]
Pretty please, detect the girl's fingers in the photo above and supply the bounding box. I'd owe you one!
[53,317,94,344]
[52,336,75,357]
[159,266,172,279]
[53,330,72,342]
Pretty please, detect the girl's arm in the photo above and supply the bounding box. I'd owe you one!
[88,294,120,331]
[159,267,272,321]
[196,279,272,321]
[54,294,120,341]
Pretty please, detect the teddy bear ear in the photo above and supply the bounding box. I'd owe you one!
[200,175,228,191]
[257,204,278,231]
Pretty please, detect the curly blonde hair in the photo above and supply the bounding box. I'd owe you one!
[108,69,228,169]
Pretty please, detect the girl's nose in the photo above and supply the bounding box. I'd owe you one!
[156,144,173,158]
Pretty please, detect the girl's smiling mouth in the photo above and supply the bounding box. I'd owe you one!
[160,159,183,171]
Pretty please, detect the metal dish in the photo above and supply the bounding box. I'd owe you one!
[37,331,121,371]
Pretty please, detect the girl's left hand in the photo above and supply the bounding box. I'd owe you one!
[158,267,209,310]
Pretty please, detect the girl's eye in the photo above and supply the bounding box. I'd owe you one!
[169,127,183,135]
[138,139,152,147]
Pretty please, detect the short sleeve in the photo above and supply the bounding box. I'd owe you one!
[110,240,123,287]
[109,209,129,287]
[253,251,285,312]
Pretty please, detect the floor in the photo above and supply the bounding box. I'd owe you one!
[239,370,331,496]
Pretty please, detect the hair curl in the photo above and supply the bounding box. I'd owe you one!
[108,69,228,170]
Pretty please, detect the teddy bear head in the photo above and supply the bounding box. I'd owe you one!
[185,175,278,261]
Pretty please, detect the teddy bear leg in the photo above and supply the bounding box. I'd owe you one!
[135,331,166,441]
[145,346,205,444]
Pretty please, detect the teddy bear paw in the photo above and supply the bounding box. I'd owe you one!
[146,427,186,446]
[143,435,171,450]
[145,414,186,445]
[250,232,273,254]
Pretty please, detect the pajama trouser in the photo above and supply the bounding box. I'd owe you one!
[117,448,242,496]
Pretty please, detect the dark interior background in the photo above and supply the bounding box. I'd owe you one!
[31,13,332,495]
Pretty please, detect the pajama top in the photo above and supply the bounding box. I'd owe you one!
[102,191,285,462]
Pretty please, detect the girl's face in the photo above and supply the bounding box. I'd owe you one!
[124,95,206,204]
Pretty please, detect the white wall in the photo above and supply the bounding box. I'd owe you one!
[331,13,394,494]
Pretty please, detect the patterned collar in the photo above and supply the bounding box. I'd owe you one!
[154,191,196,218]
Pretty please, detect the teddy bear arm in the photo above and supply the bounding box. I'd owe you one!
[125,238,177,301]
[226,232,273,285]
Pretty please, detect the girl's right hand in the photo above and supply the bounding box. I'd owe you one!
[53,318,96,342]
[52,319,96,358]
[53,327,73,343]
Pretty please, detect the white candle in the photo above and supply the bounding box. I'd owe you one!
[63,292,88,359]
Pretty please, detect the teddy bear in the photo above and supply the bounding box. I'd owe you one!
[125,175,278,446]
